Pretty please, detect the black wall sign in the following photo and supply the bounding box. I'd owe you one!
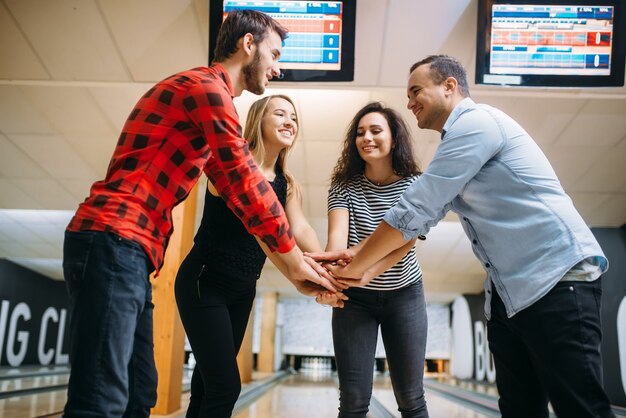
[0,259,70,367]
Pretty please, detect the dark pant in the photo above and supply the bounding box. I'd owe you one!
[175,246,256,418]
[488,279,615,418]
[332,282,429,418]
[62,231,157,418]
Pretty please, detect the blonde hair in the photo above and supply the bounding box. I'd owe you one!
[244,94,299,198]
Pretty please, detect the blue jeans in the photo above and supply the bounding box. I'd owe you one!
[488,279,615,418]
[62,231,157,418]
[332,282,429,418]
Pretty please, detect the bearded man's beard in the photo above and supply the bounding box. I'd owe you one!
[243,50,264,95]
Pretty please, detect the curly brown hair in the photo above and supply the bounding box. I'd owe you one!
[331,102,421,187]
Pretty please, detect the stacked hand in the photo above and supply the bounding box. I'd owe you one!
[268,246,351,305]
[305,248,369,287]
[304,248,369,309]
[307,249,354,267]
[316,291,348,308]
[301,254,349,308]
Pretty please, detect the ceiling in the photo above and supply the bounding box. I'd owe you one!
[0,0,625,302]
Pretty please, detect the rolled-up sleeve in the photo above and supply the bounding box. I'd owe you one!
[384,105,505,240]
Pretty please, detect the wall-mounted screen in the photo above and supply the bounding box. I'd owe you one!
[209,0,356,82]
[476,0,625,87]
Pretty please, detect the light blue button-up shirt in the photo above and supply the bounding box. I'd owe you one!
[384,98,608,318]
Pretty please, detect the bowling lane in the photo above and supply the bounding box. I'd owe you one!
[4,366,625,418]
[372,374,497,418]
[234,370,503,418]
[0,366,69,418]
[234,371,340,418]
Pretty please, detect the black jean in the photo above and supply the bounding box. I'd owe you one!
[488,279,615,418]
[332,282,429,418]
[175,246,256,418]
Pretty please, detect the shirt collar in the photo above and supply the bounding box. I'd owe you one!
[211,62,235,97]
[441,97,475,140]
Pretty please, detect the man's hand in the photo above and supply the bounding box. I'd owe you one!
[306,247,371,288]
[304,255,349,290]
[305,248,355,265]
[290,280,330,297]
[278,246,339,293]
[323,263,373,288]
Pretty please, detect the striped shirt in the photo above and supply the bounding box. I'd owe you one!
[328,174,423,290]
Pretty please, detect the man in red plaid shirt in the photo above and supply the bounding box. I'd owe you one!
[62,10,338,417]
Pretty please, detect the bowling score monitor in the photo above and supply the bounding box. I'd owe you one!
[209,0,356,82]
[475,0,626,87]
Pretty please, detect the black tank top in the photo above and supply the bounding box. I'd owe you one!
[193,169,288,282]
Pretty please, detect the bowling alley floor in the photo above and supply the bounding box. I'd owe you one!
[2,365,626,417]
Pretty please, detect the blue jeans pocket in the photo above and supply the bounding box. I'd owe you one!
[63,230,95,293]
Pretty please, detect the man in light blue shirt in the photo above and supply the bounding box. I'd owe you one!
[311,55,613,418]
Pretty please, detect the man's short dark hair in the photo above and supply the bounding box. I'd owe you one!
[410,55,470,98]
[213,9,288,63]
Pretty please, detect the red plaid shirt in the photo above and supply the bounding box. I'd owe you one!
[67,64,295,272]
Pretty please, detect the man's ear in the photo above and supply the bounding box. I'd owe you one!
[443,76,458,96]
[241,33,255,56]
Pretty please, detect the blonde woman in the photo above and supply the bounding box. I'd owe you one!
[175,95,341,417]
